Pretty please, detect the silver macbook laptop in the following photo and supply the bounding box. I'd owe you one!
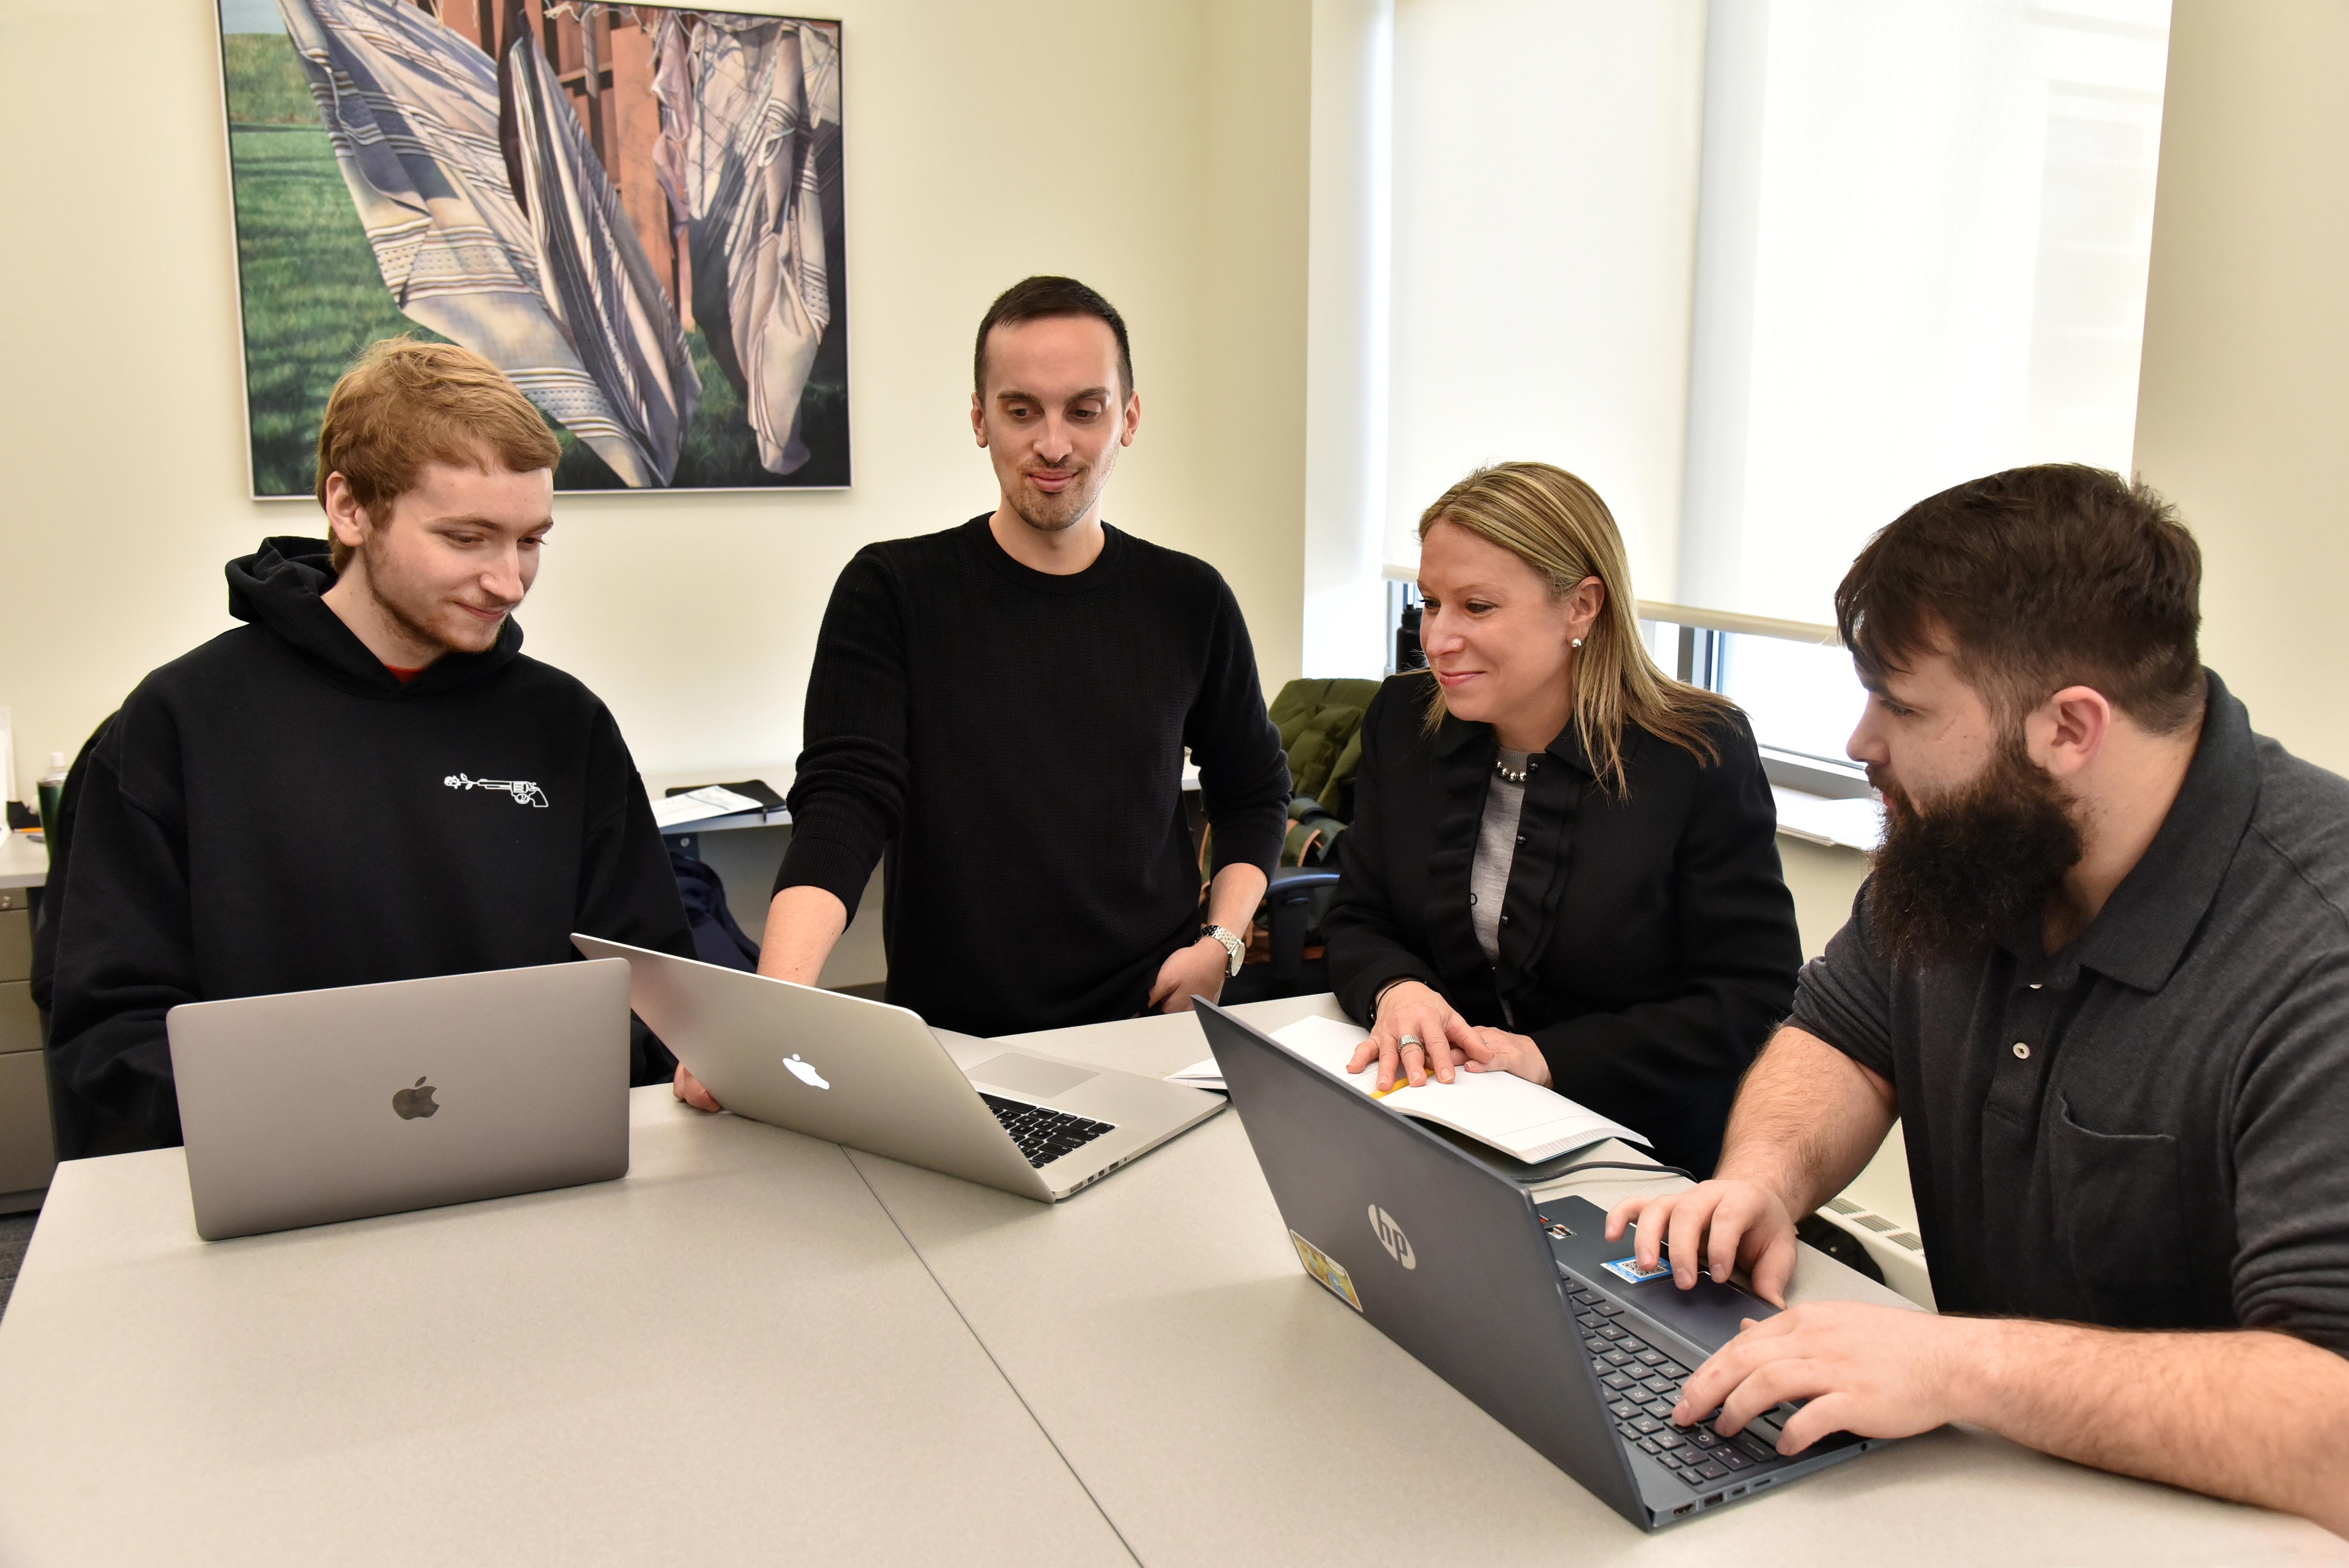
[572,935,1225,1201]
[167,959,634,1241]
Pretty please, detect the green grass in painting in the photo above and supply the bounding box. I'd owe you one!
[222,32,320,127]
[223,30,849,493]
[553,331,850,489]
[230,123,445,495]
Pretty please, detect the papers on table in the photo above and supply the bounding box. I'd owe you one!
[1166,1056,1228,1091]
[651,785,768,830]
[1173,1014,1648,1164]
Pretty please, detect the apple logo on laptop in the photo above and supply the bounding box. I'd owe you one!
[392,1076,440,1120]
[782,1054,831,1090]
[1369,1205,1416,1269]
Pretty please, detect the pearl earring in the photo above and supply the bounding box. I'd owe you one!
[1571,638,1583,648]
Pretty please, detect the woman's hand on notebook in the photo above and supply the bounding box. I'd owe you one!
[1455,1026,1552,1088]
[1347,982,1481,1090]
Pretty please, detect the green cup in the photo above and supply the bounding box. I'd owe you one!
[37,777,63,853]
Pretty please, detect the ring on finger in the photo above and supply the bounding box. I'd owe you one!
[1398,1033,1424,1052]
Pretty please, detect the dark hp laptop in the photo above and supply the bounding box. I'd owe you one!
[1197,1002,1893,1530]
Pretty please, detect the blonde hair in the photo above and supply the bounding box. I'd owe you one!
[1417,461,1734,794]
[315,338,561,572]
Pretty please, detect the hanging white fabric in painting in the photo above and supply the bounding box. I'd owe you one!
[651,12,838,476]
[276,0,695,486]
[501,13,700,485]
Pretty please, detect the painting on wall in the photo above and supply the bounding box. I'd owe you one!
[217,0,847,496]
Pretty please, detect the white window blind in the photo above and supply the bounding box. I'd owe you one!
[1677,0,2172,626]
[1384,0,1709,597]
[1346,0,2171,732]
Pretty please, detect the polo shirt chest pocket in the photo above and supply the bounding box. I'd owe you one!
[2044,1092,2190,1324]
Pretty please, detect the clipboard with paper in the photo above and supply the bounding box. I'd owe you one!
[1171,1013,1649,1164]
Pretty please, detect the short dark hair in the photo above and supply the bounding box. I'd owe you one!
[973,276,1134,401]
[1835,463,2205,734]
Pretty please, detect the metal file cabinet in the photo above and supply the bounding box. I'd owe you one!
[0,886,56,1206]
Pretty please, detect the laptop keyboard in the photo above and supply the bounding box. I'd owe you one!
[978,1093,1117,1169]
[1565,1280,1793,1491]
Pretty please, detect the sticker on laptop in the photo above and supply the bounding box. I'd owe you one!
[1290,1229,1364,1312]
[1601,1254,1674,1285]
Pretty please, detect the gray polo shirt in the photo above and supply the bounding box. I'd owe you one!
[1790,673,2349,1353]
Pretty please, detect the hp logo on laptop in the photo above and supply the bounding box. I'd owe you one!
[1369,1205,1416,1269]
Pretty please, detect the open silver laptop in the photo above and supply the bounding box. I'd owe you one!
[167,959,633,1241]
[572,935,1224,1201]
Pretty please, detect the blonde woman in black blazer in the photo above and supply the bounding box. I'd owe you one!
[1324,463,1802,1175]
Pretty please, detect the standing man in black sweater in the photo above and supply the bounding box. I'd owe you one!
[678,277,1289,1107]
[50,340,693,1153]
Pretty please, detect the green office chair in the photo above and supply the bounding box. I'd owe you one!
[1212,677,1381,1001]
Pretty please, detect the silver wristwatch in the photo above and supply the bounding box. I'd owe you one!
[1205,925,1246,977]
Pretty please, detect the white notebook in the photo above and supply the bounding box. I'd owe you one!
[650,784,766,829]
[1173,1014,1648,1164]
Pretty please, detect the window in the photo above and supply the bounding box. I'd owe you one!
[1372,0,2173,791]
[1675,0,2171,779]
[1678,0,2173,626]
[1640,620,1869,776]
[1717,633,1870,774]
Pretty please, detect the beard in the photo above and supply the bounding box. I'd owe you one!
[1867,734,2084,965]
[1007,445,1120,534]
[358,534,502,656]
[1009,476,1093,532]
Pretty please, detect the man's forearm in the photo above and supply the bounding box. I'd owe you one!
[1203,863,1268,938]
[758,884,850,985]
[1716,1025,1898,1215]
[1954,1319,2349,1536]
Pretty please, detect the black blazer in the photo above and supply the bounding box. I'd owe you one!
[1322,677,1803,1175]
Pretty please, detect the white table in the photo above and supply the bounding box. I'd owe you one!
[0,996,2339,1564]
[0,1093,1127,1565]
[856,995,2347,1566]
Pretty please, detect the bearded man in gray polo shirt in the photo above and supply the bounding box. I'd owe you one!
[1608,464,2349,1535]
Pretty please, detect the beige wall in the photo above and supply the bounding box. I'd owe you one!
[0,0,1310,792]
[1777,836,1867,963]
[2133,0,2349,776]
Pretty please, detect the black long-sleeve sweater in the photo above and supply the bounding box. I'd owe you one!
[1322,678,1802,1175]
[777,516,1291,1038]
[49,537,694,1149]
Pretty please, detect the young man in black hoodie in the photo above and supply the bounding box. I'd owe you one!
[49,339,693,1153]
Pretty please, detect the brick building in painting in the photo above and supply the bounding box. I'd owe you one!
[430,2,693,329]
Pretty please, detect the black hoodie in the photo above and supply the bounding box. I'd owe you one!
[48,538,693,1148]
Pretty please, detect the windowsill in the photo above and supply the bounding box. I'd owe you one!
[1758,745,1872,799]
[1772,786,1881,853]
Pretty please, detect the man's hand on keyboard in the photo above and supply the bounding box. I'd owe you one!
[1674,1301,1972,1454]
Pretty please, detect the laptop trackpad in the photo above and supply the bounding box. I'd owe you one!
[968,1054,1097,1098]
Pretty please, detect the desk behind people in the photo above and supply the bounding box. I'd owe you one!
[0,995,2333,1563]
[0,836,54,1203]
